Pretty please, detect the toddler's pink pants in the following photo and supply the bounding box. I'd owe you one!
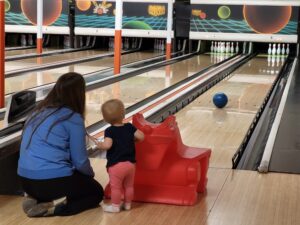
[108,161,136,206]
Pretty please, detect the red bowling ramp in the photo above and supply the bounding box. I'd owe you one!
[105,113,211,206]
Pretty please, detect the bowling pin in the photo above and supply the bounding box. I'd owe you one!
[281,44,285,55]
[286,44,290,55]
[225,42,230,53]
[28,34,33,46]
[221,42,225,53]
[276,44,281,55]
[231,42,234,53]
[21,34,27,46]
[272,44,276,55]
[235,42,239,53]
[211,41,213,52]
[268,43,272,55]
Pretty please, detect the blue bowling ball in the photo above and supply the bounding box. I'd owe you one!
[213,92,228,108]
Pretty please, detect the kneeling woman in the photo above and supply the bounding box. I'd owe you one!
[18,73,103,217]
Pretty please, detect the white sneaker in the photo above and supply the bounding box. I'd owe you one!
[122,203,131,211]
[102,204,120,213]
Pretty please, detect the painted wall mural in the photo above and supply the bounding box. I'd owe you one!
[75,0,168,30]
[5,0,68,27]
[190,4,299,35]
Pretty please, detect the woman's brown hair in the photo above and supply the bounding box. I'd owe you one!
[23,73,86,149]
[36,72,86,117]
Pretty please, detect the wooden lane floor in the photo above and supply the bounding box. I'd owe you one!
[4,51,161,95]
[0,159,229,225]
[2,159,300,225]
[5,49,111,72]
[175,55,283,168]
[4,48,56,57]
[2,56,300,224]
[205,170,300,225]
[84,54,215,126]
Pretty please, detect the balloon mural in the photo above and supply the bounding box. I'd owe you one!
[20,0,62,26]
[191,4,296,34]
[243,5,292,34]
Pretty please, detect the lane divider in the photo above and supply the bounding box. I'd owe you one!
[90,55,244,139]
[258,58,298,173]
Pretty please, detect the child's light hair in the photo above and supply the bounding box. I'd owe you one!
[101,99,125,124]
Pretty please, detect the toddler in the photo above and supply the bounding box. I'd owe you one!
[90,99,144,213]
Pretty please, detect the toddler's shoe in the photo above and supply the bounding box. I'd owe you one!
[122,202,131,211]
[102,203,121,213]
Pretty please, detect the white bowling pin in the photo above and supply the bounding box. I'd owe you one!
[286,44,290,55]
[235,42,239,53]
[272,44,276,55]
[281,44,285,55]
[276,44,281,55]
[21,34,27,46]
[211,41,214,52]
[226,42,230,53]
[231,42,234,53]
[268,43,272,55]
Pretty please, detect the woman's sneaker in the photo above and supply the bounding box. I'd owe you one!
[26,196,67,217]
[22,194,37,214]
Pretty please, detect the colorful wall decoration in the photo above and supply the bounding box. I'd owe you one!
[190,4,299,35]
[75,1,168,31]
[5,0,69,27]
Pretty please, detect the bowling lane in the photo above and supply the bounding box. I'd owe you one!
[5,47,57,57]
[5,51,161,94]
[5,49,110,72]
[174,55,285,169]
[84,54,216,126]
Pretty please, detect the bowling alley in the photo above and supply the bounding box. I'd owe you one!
[0,0,300,224]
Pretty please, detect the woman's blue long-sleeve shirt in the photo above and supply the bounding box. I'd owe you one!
[18,107,94,179]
